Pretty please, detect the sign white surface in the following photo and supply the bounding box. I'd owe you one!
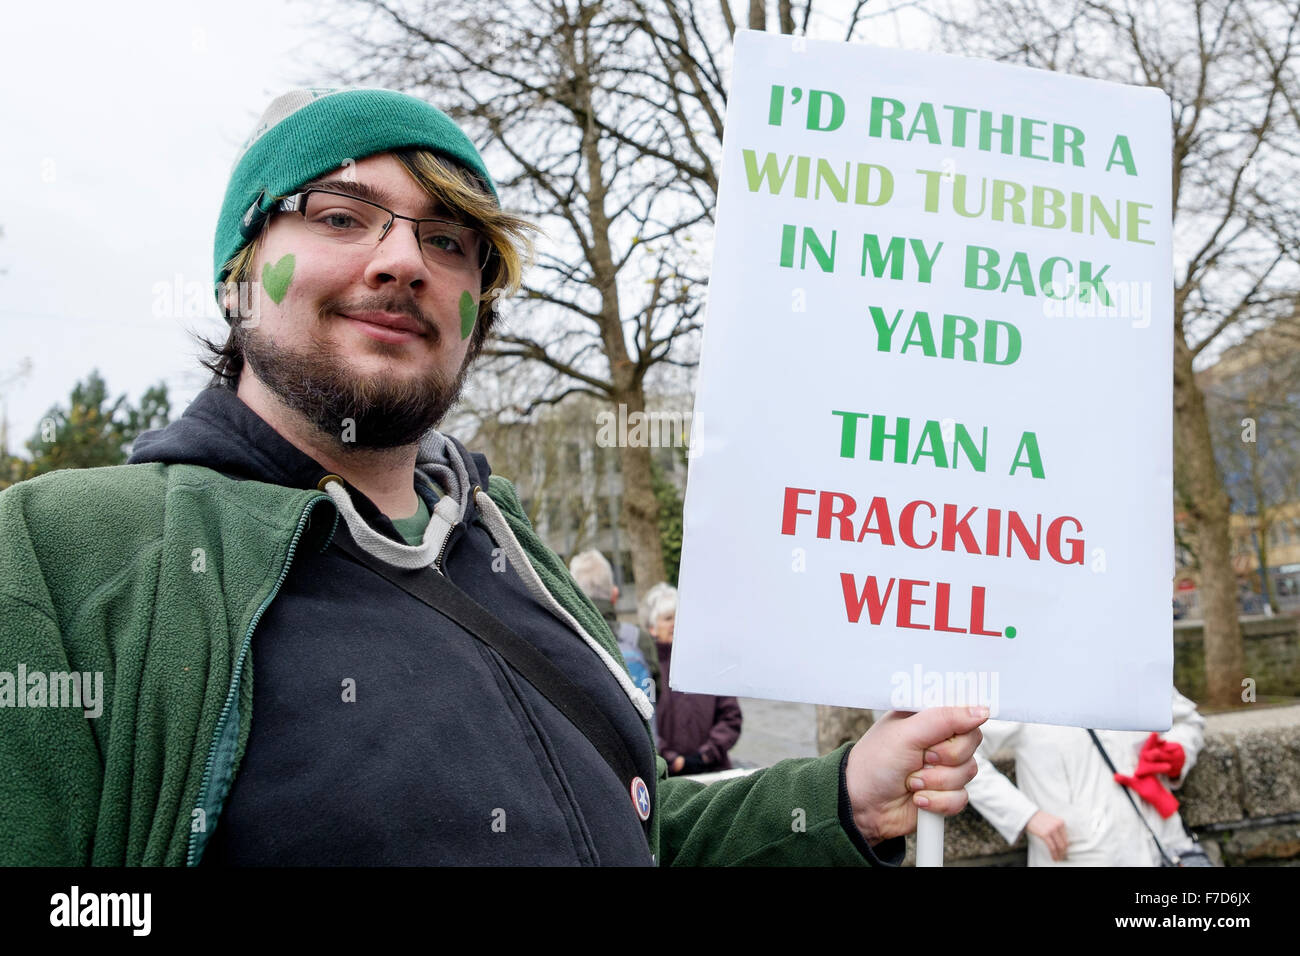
[672,31,1173,730]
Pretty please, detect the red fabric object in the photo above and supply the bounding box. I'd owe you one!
[1134,733,1186,780]
[1114,734,1185,819]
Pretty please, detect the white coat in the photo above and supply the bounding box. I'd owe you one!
[964,691,1205,866]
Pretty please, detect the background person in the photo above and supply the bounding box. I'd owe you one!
[649,586,743,776]
[569,549,661,707]
[964,690,1205,866]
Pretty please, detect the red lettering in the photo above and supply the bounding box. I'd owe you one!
[969,586,1002,636]
[1006,511,1041,560]
[941,504,982,554]
[897,578,930,630]
[781,487,815,535]
[818,491,858,540]
[1047,515,1085,564]
[934,582,968,633]
[855,496,896,544]
[841,573,895,625]
[899,500,937,548]
[985,508,1002,557]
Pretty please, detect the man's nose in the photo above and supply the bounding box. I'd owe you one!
[368,221,431,286]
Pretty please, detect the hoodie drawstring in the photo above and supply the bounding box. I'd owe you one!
[321,477,459,571]
[318,473,653,721]
[472,487,655,723]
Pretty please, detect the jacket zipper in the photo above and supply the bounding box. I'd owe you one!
[185,496,335,865]
[432,484,477,575]
[432,524,454,575]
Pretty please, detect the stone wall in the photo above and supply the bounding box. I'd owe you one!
[1174,615,1300,700]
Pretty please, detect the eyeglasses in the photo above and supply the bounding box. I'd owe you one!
[272,189,494,271]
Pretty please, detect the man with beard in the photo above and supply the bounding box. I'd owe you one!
[0,88,985,866]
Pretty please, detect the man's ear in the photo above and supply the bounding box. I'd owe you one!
[611,584,619,604]
[222,279,248,322]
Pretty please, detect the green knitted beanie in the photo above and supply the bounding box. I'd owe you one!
[213,87,498,308]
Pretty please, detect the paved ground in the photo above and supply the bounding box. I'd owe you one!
[727,696,819,768]
[1202,700,1300,732]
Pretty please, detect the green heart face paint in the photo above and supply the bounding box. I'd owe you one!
[262,254,296,304]
[459,290,477,340]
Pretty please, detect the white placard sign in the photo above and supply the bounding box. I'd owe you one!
[672,31,1173,730]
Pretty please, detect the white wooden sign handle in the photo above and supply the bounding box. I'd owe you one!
[916,808,944,867]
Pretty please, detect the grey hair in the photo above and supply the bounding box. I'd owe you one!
[568,550,615,602]
[645,584,678,629]
[638,581,673,631]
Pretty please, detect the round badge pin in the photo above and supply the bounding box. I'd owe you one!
[630,776,651,821]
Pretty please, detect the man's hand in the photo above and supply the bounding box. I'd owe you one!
[1025,810,1069,861]
[844,707,987,845]
[680,753,710,774]
[670,756,685,773]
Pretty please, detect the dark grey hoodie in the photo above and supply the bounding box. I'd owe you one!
[129,386,656,865]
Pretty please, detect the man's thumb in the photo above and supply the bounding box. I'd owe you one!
[901,705,989,748]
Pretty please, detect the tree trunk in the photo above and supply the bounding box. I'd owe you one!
[815,705,874,756]
[748,0,765,31]
[617,391,668,598]
[568,46,669,600]
[1174,336,1246,706]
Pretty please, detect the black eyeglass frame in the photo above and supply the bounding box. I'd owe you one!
[269,188,497,272]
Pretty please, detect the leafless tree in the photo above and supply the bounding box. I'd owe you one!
[1203,314,1300,611]
[922,0,1300,707]
[306,0,833,593]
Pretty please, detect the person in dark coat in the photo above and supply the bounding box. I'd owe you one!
[649,586,743,775]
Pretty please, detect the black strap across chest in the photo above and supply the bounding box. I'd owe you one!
[330,530,651,835]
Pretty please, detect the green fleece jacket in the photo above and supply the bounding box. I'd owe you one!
[0,462,880,866]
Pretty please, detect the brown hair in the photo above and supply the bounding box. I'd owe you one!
[201,147,536,387]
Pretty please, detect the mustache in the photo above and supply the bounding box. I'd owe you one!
[319,298,438,340]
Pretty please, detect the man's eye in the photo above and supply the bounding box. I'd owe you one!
[424,233,465,255]
[319,212,363,229]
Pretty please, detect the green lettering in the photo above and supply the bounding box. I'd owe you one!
[941,313,979,361]
[1104,134,1137,175]
[911,420,950,468]
[1010,431,1046,479]
[832,410,870,458]
[744,150,794,194]
[1019,118,1047,160]
[964,245,999,291]
[1000,252,1036,296]
[869,307,905,352]
[869,97,905,139]
[901,313,938,357]
[907,102,941,144]
[862,234,905,279]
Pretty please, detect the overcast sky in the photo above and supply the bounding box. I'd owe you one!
[0,0,331,454]
[0,1,936,456]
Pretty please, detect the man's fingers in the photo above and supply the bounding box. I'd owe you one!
[895,706,990,752]
[925,729,982,767]
[906,761,977,794]
[912,787,969,816]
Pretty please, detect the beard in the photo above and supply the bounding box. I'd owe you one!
[236,312,471,450]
